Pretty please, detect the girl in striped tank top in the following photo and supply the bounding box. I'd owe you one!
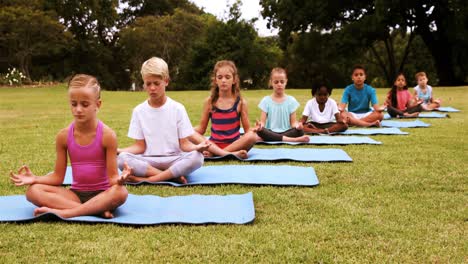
[10,74,129,219]
[193,60,257,158]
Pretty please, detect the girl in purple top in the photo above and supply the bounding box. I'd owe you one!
[10,74,129,219]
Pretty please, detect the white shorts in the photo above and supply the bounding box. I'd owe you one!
[349,111,372,119]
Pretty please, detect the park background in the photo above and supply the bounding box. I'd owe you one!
[0,0,467,89]
[0,0,467,262]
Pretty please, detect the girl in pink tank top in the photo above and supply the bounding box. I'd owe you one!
[68,120,110,191]
[10,74,130,219]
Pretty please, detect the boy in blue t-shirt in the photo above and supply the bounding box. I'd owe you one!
[339,65,384,127]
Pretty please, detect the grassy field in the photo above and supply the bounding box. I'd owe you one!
[0,85,466,263]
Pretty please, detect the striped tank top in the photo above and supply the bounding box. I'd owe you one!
[67,120,110,191]
[209,96,241,145]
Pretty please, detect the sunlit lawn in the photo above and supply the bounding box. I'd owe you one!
[0,85,466,263]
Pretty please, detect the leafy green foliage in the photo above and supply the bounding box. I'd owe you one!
[260,0,468,85]
[177,1,282,90]
[118,9,205,89]
[0,6,73,80]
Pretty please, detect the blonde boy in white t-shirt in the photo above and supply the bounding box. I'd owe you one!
[301,83,348,134]
[117,57,210,184]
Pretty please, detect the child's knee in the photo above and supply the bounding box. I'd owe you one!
[117,152,131,169]
[378,112,384,120]
[110,185,128,206]
[25,184,43,203]
[245,131,258,143]
[190,151,204,169]
[185,151,204,171]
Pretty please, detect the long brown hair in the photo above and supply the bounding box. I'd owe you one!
[210,60,241,108]
[389,73,408,106]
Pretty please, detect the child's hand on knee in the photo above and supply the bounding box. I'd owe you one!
[195,140,211,153]
[117,162,132,185]
[295,122,303,130]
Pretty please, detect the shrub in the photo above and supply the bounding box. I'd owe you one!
[1,68,27,86]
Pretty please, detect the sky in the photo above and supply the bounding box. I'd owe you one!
[189,0,278,36]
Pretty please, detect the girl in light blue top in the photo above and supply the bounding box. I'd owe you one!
[254,68,309,142]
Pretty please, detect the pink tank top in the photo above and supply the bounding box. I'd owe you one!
[68,120,110,191]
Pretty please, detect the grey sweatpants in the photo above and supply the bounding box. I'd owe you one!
[117,151,204,178]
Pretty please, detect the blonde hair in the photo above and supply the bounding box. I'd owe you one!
[68,74,101,99]
[141,57,170,80]
[210,60,241,107]
[415,71,427,81]
[269,67,287,88]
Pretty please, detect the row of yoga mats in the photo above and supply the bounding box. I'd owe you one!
[1,107,459,225]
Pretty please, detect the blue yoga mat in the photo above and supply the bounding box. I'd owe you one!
[0,193,255,225]
[384,112,447,119]
[206,147,352,162]
[381,119,430,128]
[62,165,319,186]
[256,136,381,145]
[336,127,408,135]
[435,107,460,112]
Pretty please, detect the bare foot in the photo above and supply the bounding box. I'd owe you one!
[101,210,114,219]
[403,112,419,118]
[370,120,381,127]
[126,175,144,183]
[290,135,310,142]
[173,176,188,184]
[202,151,213,158]
[34,207,70,218]
[232,150,248,159]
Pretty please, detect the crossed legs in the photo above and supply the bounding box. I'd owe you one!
[26,184,128,218]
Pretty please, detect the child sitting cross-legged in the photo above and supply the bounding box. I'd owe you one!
[301,82,348,134]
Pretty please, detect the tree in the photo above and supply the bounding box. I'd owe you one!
[118,9,205,88]
[177,0,282,90]
[0,6,72,80]
[118,0,201,27]
[41,0,203,89]
[260,0,468,85]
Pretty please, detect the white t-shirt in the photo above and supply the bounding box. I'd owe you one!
[302,98,339,124]
[128,97,194,155]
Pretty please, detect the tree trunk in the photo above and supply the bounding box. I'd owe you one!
[415,2,465,86]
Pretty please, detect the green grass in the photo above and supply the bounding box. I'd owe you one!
[0,85,467,263]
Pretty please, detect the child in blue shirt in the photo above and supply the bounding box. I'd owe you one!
[339,65,384,127]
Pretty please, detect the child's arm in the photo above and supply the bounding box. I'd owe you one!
[194,97,211,135]
[252,111,268,132]
[117,140,145,154]
[300,115,309,124]
[10,129,68,186]
[429,90,441,104]
[289,112,302,130]
[179,137,211,152]
[259,111,267,127]
[372,103,386,112]
[103,126,129,185]
[239,98,251,131]
[338,103,347,112]
[334,112,345,123]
